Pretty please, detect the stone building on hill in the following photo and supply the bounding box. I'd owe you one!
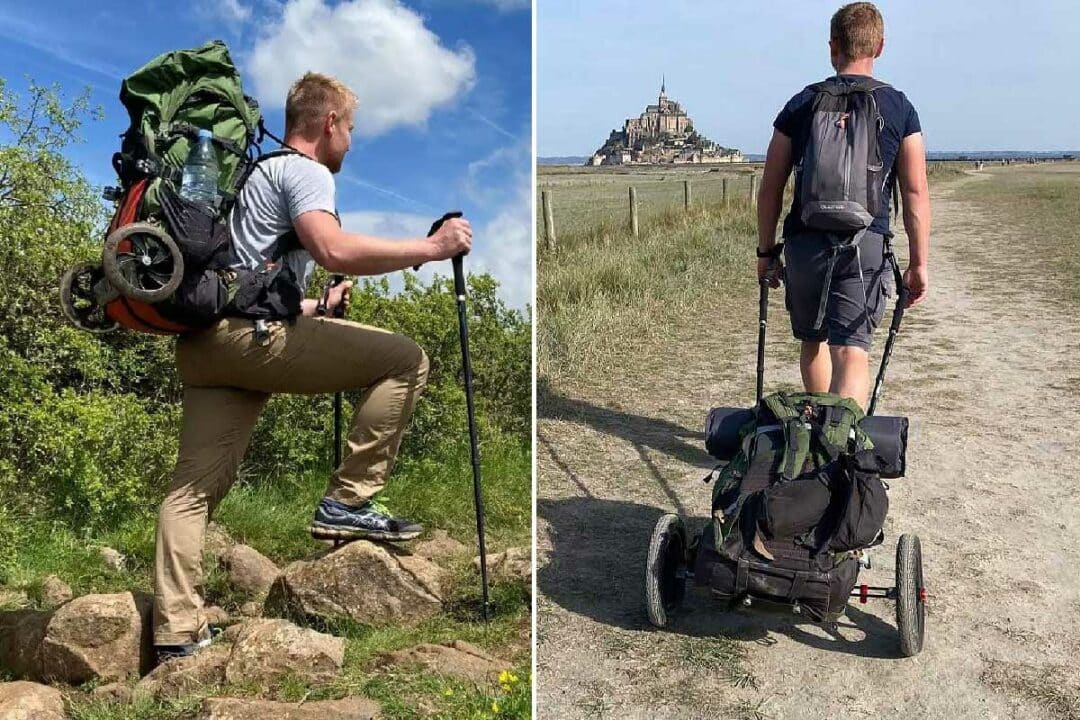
[588,80,742,166]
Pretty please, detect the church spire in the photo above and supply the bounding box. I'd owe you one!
[661,74,666,96]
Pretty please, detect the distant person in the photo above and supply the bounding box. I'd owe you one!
[755,1,930,409]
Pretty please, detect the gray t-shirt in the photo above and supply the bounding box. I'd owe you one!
[228,153,335,293]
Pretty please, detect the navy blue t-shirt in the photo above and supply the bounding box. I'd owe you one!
[774,74,921,238]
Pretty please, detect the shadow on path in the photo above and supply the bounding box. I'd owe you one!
[538,495,906,660]
[538,380,717,515]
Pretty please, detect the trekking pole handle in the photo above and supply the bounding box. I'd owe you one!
[452,254,466,297]
[317,274,348,318]
[413,211,465,272]
[891,286,911,332]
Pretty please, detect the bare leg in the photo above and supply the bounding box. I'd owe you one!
[829,345,870,409]
[800,340,831,393]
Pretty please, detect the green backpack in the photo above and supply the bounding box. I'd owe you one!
[111,39,264,218]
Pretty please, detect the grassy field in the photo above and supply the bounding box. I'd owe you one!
[537,161,971,389]
[2,436,531,720]
[953,162,1080,303]
[537,164,769,389]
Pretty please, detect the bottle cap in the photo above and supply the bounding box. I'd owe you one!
[198,128,213,139]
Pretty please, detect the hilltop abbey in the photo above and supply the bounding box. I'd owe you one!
[588,80,742,166]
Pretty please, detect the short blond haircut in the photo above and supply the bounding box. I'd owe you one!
[284,72,359,136]
[830,2,884,62]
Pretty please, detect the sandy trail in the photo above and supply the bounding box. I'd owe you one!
[536,170,1080,720]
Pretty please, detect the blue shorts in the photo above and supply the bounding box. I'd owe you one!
[782,230,894,351]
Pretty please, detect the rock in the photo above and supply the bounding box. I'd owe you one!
[412,530,468,565]
[37,592,153,683]
[198,696,380,720]
[224,545,279,597]
[224,619,343,687]
[237,601,263,618]
[475,547,531,588]
[90,681,133,703]
[381,640,506,684]
[0,609,50,678]
[98,546,127,572]
[205,605,230,627]
[135,642,230,700]
[204,523,234,565]
[40,575,73,607]
[0,587,30,610]
[265,542,446,627]
[0,681,66,720]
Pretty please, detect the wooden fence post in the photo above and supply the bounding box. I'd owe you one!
[629,186,639,237]
[749,172,757,206]
[722,177,728,205]
[541,190,556,250]
[684,180,692,211]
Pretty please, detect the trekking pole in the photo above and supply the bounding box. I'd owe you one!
[319,274,348,467]
[756,253,781,407]
[453,251,491,621]
[417,211,490,621]
[868,259,910,417]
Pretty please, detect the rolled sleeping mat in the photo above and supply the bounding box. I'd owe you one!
[704,406,756,461]
[855,415,909,478]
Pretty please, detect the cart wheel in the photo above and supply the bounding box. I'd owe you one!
[59,263,119,334]
[645,513,688,628]
[102,222,183,303]
[895,534,926,657]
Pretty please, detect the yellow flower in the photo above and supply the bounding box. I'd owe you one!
[501,683,511,693]
[491,701,500,713]
[498,670,511,685]
[443,688,454,697]
[508,673,519,684]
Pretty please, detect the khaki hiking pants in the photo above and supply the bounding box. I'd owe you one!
[153,315,429,645]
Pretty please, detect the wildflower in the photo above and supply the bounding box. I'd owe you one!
[443,688,454,697]
[492,701,500,713]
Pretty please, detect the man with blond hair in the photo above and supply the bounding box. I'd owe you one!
[152,72,472,662]
[757,2,930,409]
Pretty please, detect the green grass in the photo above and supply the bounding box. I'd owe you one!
[538,167,762,386]
[538,164,761,240]
[954,162,1080,303]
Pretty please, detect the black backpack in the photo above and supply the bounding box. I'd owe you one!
[792,76,894,332]
[797,76,891,233]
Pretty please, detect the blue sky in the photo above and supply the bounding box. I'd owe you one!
[538,0,1080,157]
[0,0,532,307]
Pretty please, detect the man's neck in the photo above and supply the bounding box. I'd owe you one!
[835,57,875,76]
[282,135,321,163]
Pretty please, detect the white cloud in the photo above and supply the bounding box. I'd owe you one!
[470,180,532,309]
[337,177,532,311]
[193,0,253,33]
[339,210,433,238]
[246,0,476,137]
[472,0,530,10]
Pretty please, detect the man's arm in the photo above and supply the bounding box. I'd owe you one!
[896,132,930,307]
[293,211,472,277]
[756,129,794,286]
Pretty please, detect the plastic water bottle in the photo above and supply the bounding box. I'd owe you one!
[180,128,219,206]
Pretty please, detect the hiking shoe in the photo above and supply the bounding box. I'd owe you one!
[154,625,222,665]
[309,497,423,542]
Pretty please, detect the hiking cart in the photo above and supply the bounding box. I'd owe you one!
[646,516,926,657]
[644,249,927,658]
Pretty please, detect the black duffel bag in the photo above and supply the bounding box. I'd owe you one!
[693,520,858,622]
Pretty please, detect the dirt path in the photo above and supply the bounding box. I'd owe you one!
[536,170,1080,720]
